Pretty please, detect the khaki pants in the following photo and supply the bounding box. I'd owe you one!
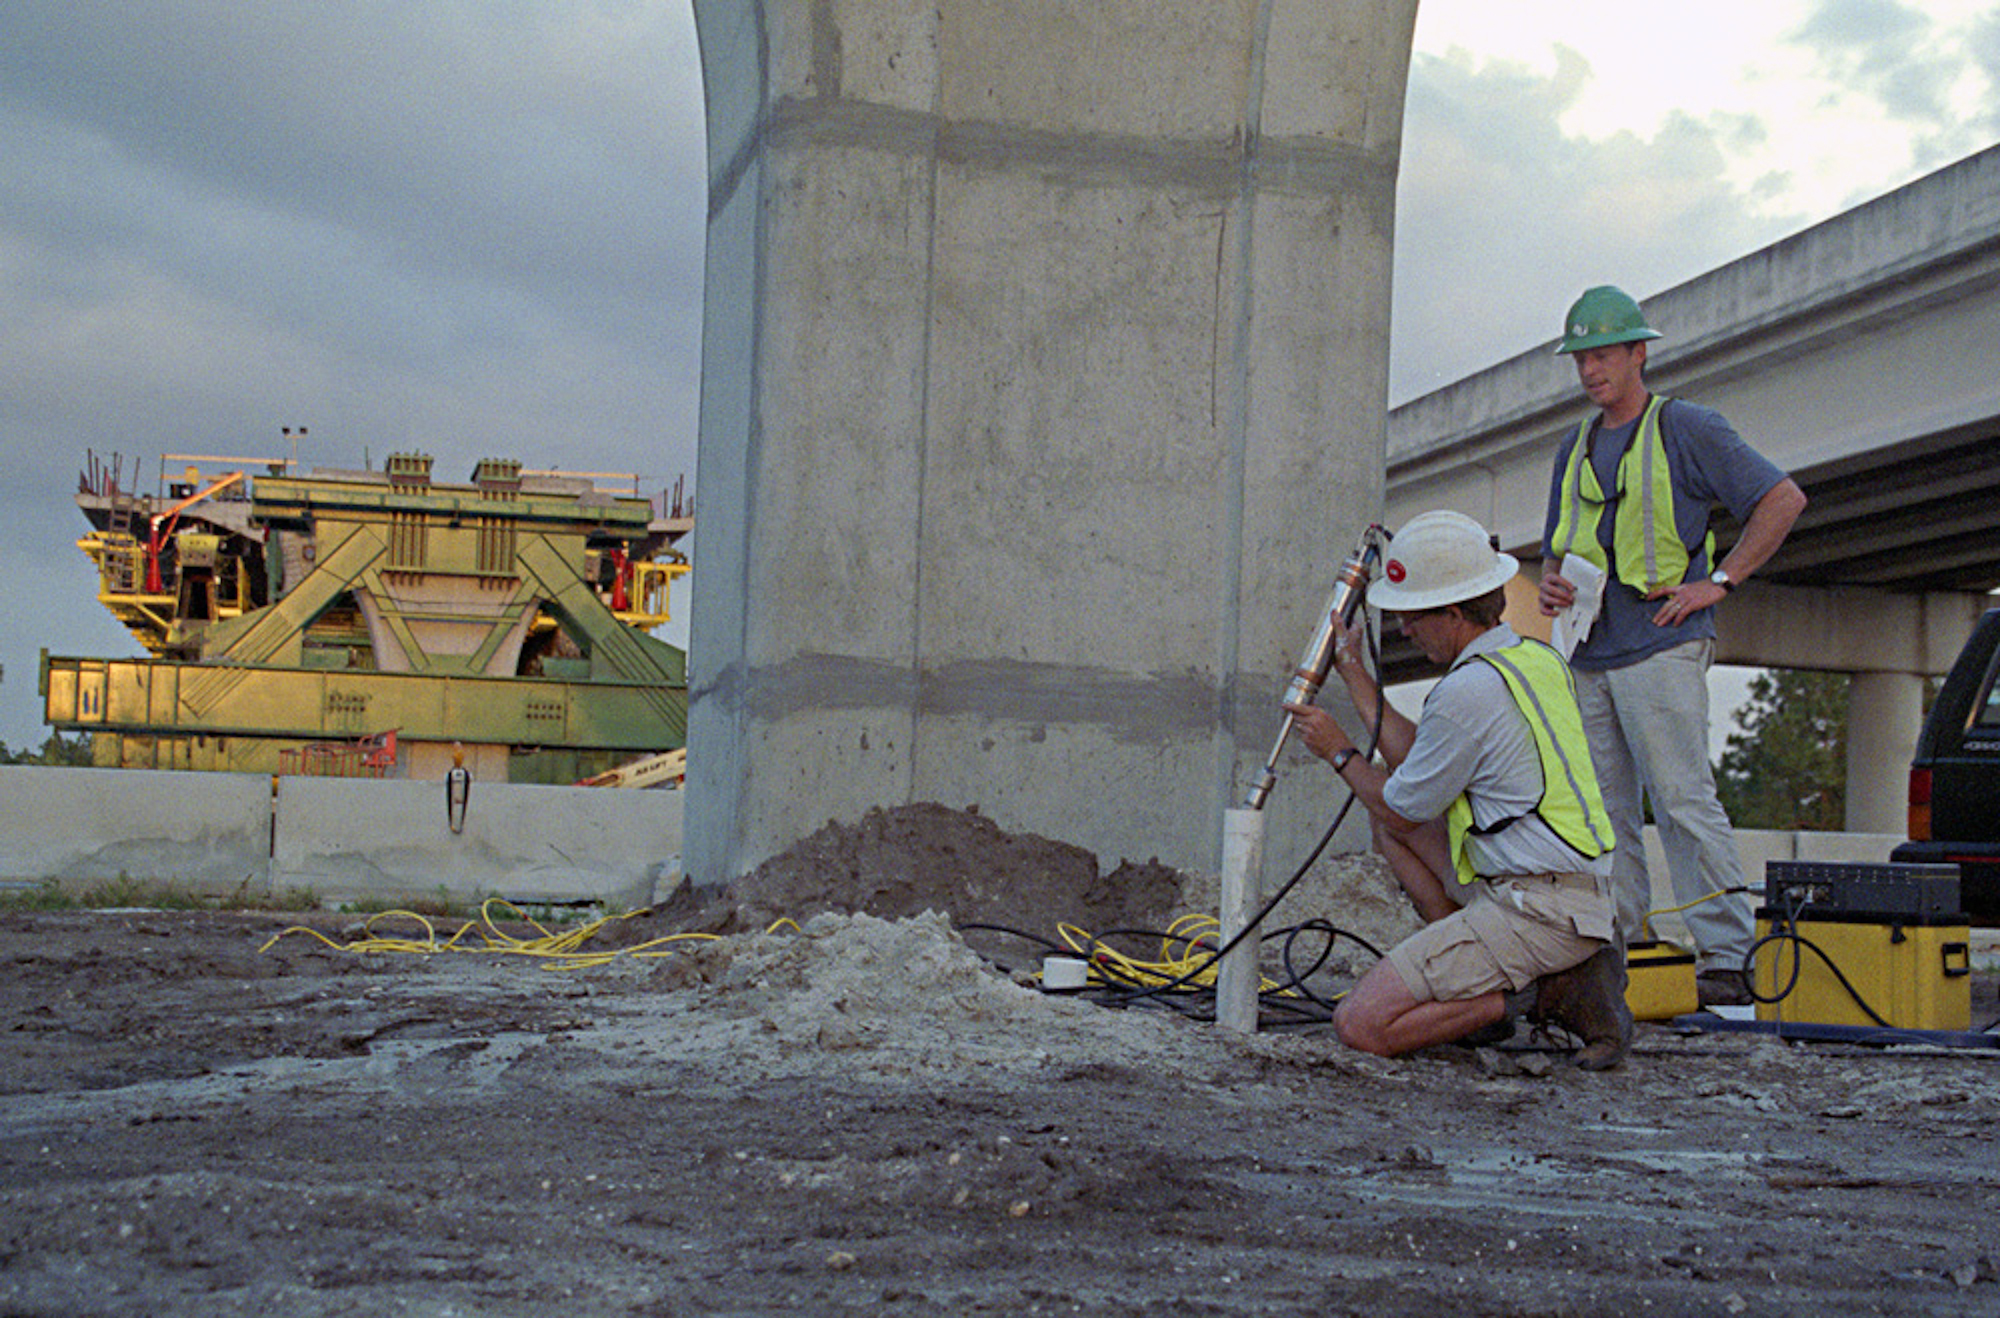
[1574,639,1756,969]
[1385,871,1615,1003]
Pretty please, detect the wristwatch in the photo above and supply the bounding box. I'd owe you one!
[1331,748,1357,773]
[1709,568,1735,593]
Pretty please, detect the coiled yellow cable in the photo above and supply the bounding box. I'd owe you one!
[258,898,799,970]
[1049,913,1295,996]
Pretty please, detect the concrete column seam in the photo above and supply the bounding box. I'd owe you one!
[1211,0,1276,830]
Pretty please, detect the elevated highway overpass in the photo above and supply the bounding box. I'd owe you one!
[1385,144,2000,833]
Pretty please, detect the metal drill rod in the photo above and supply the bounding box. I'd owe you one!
[1243,530,1381,811]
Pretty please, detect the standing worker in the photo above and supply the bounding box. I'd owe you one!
[1286,510,1631,1070]
[1538,286,1807,1007]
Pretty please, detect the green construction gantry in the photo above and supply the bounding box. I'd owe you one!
[44,453,690,783]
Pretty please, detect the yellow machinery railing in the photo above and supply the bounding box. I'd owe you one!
[76,531,255,655]
[616,558,690,632]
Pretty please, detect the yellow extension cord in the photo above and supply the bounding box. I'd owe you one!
[1051,912,1303,997]
[1643,886,1743,942]
[258,897,801,970]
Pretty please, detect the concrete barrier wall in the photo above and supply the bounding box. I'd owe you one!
[0,767,272,892]
[273,776,681,908]
[0,768,683,909]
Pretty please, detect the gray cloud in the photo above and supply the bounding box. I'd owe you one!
[1792,0,1936,120]
[1389,46,1809,403]
[1789,0,2000,173]
[0,3,705,311]
[0,2,708,480]
[1976,8,2000,86]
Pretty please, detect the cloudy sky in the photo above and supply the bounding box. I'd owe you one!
[2,0,1996,751]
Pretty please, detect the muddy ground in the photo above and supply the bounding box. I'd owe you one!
[4,803,1999,1316]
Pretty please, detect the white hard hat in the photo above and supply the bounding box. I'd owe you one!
[1367,510,1519,612]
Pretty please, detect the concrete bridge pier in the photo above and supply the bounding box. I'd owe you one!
[1846,669,1925,836]
[686,1,1419,885]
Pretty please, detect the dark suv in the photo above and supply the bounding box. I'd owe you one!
[1892,606,2000,924]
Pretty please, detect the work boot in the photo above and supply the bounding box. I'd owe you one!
[1696,968,1753,1008]
[1534,942,1632,1071]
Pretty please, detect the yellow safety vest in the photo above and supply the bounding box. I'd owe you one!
[1548,394,1714,594]
[1445,638,1613,885]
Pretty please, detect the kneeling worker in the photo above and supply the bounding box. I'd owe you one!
[1284,510,1631,1069]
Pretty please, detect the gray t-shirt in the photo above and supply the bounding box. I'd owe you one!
[1382,625,1613,884]
[1541,397,1786,671]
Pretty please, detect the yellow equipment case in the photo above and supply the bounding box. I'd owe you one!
[1753,861,1971,1032]
[1625,939,1699,1021]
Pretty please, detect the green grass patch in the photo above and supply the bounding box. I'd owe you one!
[0,875,321,913]
[0,878,603,927]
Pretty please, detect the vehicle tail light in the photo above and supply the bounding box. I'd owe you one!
[1907,767,1932,841]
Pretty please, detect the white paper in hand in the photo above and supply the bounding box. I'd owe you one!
[1550,554,1605,660]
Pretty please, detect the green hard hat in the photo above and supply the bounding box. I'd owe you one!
[1555,285,1663,354]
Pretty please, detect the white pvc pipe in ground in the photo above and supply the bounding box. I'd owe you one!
[1216,806,1266,1034]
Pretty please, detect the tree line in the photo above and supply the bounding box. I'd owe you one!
[0,732,94,766]
[1713,669,1849,832]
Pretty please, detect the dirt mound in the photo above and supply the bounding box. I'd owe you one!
[620,802,1187,946]
[602,802,1419,989]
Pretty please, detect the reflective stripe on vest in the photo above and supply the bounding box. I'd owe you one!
[1549,394,1712,594]
[1444,638,1613,885]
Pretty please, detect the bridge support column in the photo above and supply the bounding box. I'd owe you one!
[1845,670,1922,836]
[687,1,1418,883]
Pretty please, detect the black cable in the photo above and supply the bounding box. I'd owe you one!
[1254,995,1336,1027]
[1273,917,1382,1015]
[1098,603,1392,1014]
[1744,929,1893,1029]
[1744,887,1896,1029]
[961,915,1366,1024]
[1276,921,1337,991]
[1092,787,1354,1012]
[1721,883,2000,1047]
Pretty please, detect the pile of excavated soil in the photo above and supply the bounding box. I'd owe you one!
[729,802,1186,936]
[613,801,1422,990]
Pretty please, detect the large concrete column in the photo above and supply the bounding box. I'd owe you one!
[1846,669,1924,835]
[688,0,1418,884]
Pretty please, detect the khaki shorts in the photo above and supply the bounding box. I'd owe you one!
[1384,872,1616,1003]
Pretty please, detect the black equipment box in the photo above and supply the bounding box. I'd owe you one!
[1763,861,1961,921]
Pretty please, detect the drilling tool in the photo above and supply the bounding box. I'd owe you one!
[1243,525,1385,810]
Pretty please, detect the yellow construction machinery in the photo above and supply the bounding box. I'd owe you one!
[46,449,693,783]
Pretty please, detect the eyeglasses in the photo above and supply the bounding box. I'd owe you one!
[1572,458,1628,507]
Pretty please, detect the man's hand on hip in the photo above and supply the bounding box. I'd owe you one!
[1644,579,1728,626]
